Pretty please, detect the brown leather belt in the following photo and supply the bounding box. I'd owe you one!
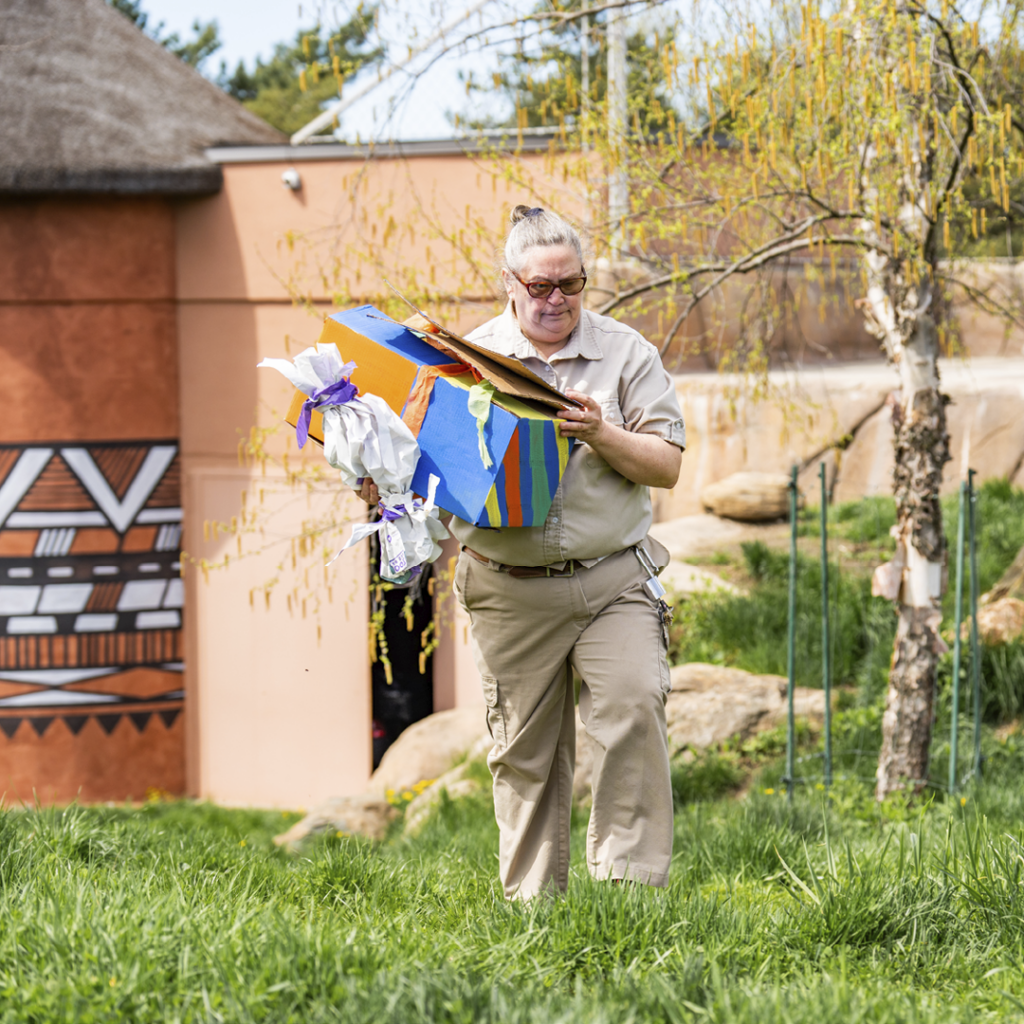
[463,546,579,579]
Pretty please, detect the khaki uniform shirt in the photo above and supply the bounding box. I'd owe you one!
[449,304,686,566]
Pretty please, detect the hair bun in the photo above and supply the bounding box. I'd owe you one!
[510,204,543,224]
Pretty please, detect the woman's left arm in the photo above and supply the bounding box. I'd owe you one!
[560,389,682,489]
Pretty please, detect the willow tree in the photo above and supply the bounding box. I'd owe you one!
[569,0,1024,797]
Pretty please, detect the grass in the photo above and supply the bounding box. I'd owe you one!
[9,485,1024,1022]
[8,783,1024,1022]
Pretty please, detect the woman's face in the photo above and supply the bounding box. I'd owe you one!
[501,244,584,352]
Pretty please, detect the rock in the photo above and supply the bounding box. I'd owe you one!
[664,662,828,754]
[649,513,788,561]
[965,597,1024,645]
[273,795,397,848]
[274,710,491,848]
[700,472,797,522]
[366,707,490,798]
[402,733,492,835]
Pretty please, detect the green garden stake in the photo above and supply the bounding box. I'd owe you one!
[968,469,982,780]
[819,462,832,789]
[786,464,798,804]
[949,480,966,796]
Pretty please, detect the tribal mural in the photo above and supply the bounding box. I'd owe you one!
[0,441,184,802]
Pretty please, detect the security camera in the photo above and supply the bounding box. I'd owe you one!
[281,168,302,191]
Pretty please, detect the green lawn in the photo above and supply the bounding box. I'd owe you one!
[6,778,1024,1022]
[7,484,1024,1022]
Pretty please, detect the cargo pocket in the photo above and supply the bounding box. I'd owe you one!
[453,553,470,609]
[481,675,507,748]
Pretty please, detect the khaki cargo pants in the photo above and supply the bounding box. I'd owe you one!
[453,542,674,899]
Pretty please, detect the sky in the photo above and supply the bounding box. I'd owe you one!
[139,0,516,140]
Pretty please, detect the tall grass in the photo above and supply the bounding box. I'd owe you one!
[5,791,1024,1021]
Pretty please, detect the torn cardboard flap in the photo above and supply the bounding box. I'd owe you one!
[396,311,584,412]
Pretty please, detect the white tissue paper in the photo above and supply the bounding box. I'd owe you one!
[258,343,448,583]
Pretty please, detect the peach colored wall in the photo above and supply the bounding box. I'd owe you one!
[184,465,370,807]
[177,152,583,803]
[176,149,593,804]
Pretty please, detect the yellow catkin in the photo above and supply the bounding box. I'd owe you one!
[944,219,950,248]
[981,208,987,234]
[971,208,978,238]
[299,69,307,92]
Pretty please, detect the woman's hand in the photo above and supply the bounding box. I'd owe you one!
[356,478,379,506]
[558,389,607,445]
[559,389,681,489]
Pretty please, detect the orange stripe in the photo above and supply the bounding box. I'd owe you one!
[504,429,521,526]
[400,363,468,437]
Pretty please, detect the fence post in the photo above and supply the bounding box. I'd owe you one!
[968,469,982,780]
[949,480,966,795]
[819,463,832,789]
[786,465,798,804]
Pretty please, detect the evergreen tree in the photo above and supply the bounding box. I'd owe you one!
[107,0,222,72]
[218,14,382,137]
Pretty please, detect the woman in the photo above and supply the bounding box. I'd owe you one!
[363,206,686,899]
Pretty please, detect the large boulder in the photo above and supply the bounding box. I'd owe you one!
[664,662,828,753]
[273,795,397,848]
[366,707,490,798]
[700,472,797,522]
[274,707,490,847]
[970,597,1024,645]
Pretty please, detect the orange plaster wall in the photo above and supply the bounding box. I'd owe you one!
[0,197,180,442]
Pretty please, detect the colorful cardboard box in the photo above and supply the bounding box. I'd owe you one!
[287,305,575,527]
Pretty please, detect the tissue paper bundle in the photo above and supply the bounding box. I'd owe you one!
[258,344,447,583]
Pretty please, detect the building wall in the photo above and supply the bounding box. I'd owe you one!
[0,197,184,803]
[173,152,550,806]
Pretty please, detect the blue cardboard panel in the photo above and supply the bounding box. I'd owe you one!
[411,376,517,523]
[329,305,451,368]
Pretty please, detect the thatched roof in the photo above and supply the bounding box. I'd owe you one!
[0,0,285,195]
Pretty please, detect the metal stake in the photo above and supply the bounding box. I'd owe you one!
[949,481,966,795]
[820,463,832,788]
[786,465,798,804]
[968,469,982,780]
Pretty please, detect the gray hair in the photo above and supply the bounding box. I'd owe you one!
[503,205,585,273]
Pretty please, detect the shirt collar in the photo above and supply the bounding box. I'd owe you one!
[493,302,603,363]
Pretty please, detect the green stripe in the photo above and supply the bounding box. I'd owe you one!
[529,420,547,518]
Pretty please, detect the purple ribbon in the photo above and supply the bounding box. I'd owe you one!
[296,377,358,448]
[379,502,408,522]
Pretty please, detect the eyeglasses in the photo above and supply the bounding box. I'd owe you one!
[508,266,588,299]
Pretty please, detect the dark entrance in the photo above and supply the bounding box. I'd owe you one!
[369,532,435,769]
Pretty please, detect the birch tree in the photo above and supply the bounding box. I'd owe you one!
[567,0,1024,797]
